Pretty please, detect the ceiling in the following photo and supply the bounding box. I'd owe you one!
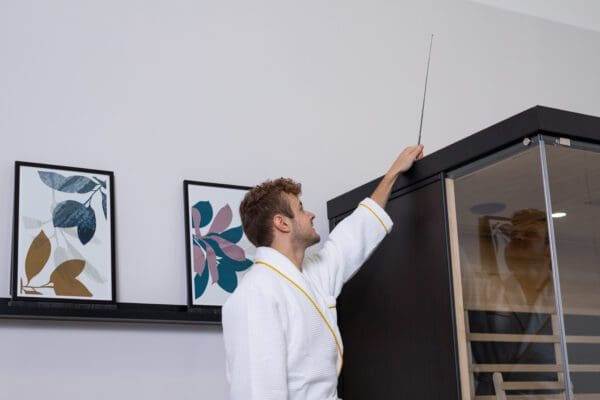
[471,0,600,33]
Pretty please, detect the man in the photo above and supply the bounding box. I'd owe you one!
[222,144,424,400]
[471,209,556,396]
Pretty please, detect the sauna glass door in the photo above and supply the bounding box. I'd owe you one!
[446,137,570,399]
[544,138,600,397]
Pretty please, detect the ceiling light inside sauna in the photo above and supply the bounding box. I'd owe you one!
[552,212,567,218]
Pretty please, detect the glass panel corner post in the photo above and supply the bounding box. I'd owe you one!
[539,137,573,398]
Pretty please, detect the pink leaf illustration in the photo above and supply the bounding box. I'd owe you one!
[193,245,206,275]
[192,207,203,239]
[207,246,218,284]
[210,236,246,261]
[209,204,232,234]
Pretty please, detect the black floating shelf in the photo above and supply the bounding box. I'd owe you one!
[0,298,220,325]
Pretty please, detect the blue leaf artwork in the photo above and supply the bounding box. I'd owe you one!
[39,171,96,193]
[194,264,210,299]
[101,191,107,220]
[39,170,107,245]
[191,201,252,299]
[191,201,213,228]
[214,226,243,244]
[217,261,238,293]
[53,200,88,228]
[77,207,97,245]
[16,164,114,302]
[93,177,106,189]
[38,171,66,190]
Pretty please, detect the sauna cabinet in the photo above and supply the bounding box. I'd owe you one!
[328,107,600,400]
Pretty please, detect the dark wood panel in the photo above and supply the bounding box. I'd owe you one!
[337,180,459,399]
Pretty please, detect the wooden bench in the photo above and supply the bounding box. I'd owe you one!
[465,311,600,399]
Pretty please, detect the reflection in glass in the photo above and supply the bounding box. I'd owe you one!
[447,143,567,398]
[546,142,600,395]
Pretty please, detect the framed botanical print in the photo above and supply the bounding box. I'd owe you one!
[183,180,254,315]
[11,162,116,303]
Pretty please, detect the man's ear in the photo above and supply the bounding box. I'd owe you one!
[273,214,291,234]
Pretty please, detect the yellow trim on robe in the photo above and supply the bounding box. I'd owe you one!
[328,305,336,309]
[359,202,389,233]
[255,260,344,376]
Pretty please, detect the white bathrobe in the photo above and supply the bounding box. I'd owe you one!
[222,197,393,400]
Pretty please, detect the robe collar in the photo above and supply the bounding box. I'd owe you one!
[253,246,311,292]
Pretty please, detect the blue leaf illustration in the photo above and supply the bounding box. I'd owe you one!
[194,265,209,299]
[231,258,252,272]
[39,171,67,190]
[219,256,252,273]
[202,237,226,258]
[217,260,238,293]
[77,206,96,245]
[59,176,97,193]
[193,236,207,251]
[101,191,107,219]
[53,200,88,228]
[191,201,213,228]
[93,177,106,188]
[212,226,243,244]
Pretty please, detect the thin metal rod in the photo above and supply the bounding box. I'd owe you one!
[418,34,434,146]
[539,137,573,400]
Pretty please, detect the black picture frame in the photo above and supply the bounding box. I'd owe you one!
[183,180,254,321]
[11,161,117,305]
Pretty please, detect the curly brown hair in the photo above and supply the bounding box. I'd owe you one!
[510,209,548,240]
[240,178,302,247]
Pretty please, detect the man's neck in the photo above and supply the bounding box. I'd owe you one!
[270,240,306,271]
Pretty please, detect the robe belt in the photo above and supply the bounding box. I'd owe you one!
[255,260,344,376]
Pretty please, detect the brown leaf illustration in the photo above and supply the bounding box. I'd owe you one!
[50,259,86,280]
[23,288,42,295]
[25,230,51,283]
[50,259,92,297]
[53,277,92,297]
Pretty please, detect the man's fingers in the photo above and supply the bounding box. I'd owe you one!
[398,145,424,166]
[410,145,424,160]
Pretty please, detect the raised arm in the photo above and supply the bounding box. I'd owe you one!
[304,145,423,297]
[370,144,423,208]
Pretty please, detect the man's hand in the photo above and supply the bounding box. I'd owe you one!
[370,144,424,209]
[386,144,424,178]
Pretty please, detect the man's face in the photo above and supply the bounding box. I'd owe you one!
[506,224,548,261]
[505,223,549,279]
[286,193,320,248]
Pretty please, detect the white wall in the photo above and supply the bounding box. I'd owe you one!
[1,1,599,399]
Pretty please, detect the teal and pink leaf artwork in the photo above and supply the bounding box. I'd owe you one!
[191,201,252,299]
